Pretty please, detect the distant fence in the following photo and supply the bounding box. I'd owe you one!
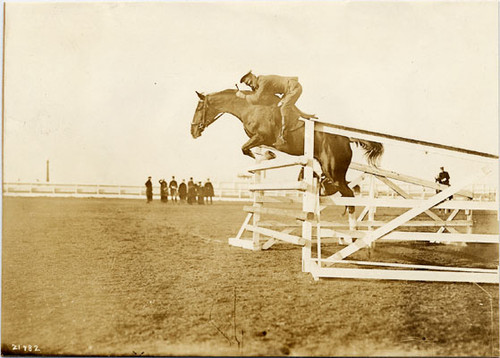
[2,181,254,201]
[2,181,497,201]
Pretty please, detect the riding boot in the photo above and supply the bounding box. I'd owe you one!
[273,115,287,147]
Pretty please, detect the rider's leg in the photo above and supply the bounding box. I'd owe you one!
[273,109,287,146]
[273,82,302,146]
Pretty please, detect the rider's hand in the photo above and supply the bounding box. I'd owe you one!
[236,91,245,99]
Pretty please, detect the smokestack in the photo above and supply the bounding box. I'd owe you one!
[46,160,50,182]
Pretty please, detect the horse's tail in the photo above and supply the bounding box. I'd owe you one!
[349,138,384,167]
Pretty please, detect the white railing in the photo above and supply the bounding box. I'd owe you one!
[2,181,496,201]
[2,181,257,201]
[357,182,497,201]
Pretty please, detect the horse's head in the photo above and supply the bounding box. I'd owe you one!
[191,91,223,138]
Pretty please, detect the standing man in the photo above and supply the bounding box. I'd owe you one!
[169,176,178,203]
[145,176,153,203]
[159,179,168,203]
[204,178,214,204]
[187,177,196,205]
[197,181,205,205]
[236,70,304,147]
[179,179,187,203]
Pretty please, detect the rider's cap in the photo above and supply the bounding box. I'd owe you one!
[240,70,253,83]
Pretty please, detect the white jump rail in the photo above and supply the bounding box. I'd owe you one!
[302,119,499,283]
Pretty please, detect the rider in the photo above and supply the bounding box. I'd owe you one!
[236,70,302,147]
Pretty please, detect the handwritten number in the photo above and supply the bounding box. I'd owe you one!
[11,344,39,352]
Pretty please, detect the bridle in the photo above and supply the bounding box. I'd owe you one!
[191,96,224,132]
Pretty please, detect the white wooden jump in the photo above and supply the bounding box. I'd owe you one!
[229,119,499,284]
[228,146,310,251]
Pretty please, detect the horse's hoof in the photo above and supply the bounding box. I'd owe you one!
[343,206,355,215]
[264,150,276,160]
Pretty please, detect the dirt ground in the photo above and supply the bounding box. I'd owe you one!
[2,197,499,356]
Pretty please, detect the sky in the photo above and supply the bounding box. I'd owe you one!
[2,1,498,186]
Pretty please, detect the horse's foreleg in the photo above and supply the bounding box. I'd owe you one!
[241,135,265,159]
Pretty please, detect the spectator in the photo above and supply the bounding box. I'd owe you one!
[169,176,178,203]
[197,181,205,204]
[435,166,453,202]
[187,177,196,205]
[435,167,450,187]
[145,176,153,203]
[179,179,187,202]
[204,178,214,204]
[159,179,168,203]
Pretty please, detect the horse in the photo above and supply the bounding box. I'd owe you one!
[190,89,383,213]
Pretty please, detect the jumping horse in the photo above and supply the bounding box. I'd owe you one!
[190,89,384,213]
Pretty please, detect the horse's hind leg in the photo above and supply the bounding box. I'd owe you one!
[338,181,355,212]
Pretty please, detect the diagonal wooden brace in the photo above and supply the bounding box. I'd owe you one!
[324,166,492,264]
[375,175,460,234]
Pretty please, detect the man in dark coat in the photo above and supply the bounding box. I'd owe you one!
[237,70,304,147]
[204,178,214,204]
[435,166,453,200]
[436,167,450,186]
[178,179,187,202]
[187,177,196,205]
[159,179,168,203]
[145,176,153,203]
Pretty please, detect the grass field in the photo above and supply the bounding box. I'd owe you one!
[2,197,499,356]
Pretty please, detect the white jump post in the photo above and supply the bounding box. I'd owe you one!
[301,119,317,273]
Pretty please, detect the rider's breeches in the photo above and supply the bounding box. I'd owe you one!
[280,80,302,133]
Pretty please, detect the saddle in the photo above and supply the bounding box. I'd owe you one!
[251,93,317,132]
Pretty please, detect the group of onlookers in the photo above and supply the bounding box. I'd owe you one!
[144,176,214,204]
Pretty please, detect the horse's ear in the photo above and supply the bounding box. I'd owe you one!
[196,91,205,100]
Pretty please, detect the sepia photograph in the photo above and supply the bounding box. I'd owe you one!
[2,1,499,356]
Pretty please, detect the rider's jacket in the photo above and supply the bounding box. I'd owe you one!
[245,75,299,104]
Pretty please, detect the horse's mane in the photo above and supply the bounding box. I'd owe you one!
[215,89,238,95]
[216,88,281,106]
[208,89,314,124]
[210,88,280,106]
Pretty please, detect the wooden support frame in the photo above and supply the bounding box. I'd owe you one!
[228,147,311,250]
[302,119,498,283]
[229,117,498,284]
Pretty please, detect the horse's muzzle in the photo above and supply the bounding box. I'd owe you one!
[191,124,203,138]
